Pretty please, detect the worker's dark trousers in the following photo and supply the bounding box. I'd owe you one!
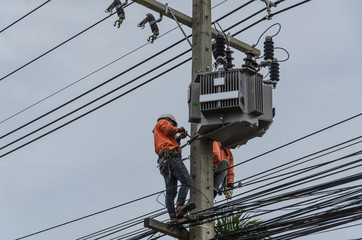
[214,159,229,189]
[163,156,192,219]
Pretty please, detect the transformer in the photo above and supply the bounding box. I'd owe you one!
[188,67,274,149]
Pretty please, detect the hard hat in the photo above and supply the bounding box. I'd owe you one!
[158,113,178,127]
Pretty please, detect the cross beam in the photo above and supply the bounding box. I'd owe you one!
[144,218,189,240]
[132,0,260,56]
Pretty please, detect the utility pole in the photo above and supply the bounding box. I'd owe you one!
[189,0,214,239]
[133,0,260,238]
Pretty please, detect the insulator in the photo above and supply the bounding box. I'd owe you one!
[264,36,274,61]
[270,59,279,82]
[147,14,159,35]
[242,51,258,70]
[212,33,226,62]
[115,2,125,20]
[225,48,234,69]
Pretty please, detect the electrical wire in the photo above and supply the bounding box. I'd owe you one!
[274,46,290,62]
[19,126,360,240]
[0,56,192,159]
[0,0,52,34]
[78,210,167,240]
[0,2,133,82]
[0,0,232,125]
[232,0,312,37]
[0,0,266,154]
[233,113,362,168]
[252,23,282,48]
[97,133,362,239]
[10,1,350,238]
[239,136,362,185]
[15,190,166,240]
[0,22,184,126]
[0,47,191,142]
[0,0,251,136]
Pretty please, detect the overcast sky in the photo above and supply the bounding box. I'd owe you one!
[1,0,361,240]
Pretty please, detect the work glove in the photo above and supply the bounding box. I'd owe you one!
[178,126,186,133]
[224,183,234,200]
[178,132,187,139]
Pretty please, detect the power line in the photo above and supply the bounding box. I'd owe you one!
[239,136,362,186]
[0,24,183,126]
[0,0,231,125]
[0,49,191,152]
[232,0,312,37]
[0,2,133,82]
[0,1,264,151]
[233,113,362,169]
[0,43,191,140]
[0,0,52,34]
[15,190,166,240]
[10,1,350,238]
[15,117,361,240]
[0,56,192,159]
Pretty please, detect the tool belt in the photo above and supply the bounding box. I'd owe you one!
[157,148,181,176]
[157,148,181,164]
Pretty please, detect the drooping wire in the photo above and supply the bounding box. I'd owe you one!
[274,47,290,62]
[252,22,281,49]
[0,0,52,34]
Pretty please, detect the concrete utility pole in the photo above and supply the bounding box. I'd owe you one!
[189,0,214,239]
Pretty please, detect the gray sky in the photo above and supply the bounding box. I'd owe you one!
[1,0,361,239]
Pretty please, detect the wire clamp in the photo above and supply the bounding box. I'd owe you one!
[138,13,163,43]
[260,0,276,20]
[106,0,127,28]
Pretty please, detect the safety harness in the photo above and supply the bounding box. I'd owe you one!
[157,148,180,177]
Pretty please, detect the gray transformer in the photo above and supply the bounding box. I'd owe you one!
[188,67,274,149]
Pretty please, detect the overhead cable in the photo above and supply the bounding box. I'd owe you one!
[0,56,191,159]
[232,0,312,37]
[233,113,362,169]
[0,0,231,125]
[0,0,252,128]
[15,190,166,240]
[0,0,263,148]
[0,2,133,82]
[0,0,52,34]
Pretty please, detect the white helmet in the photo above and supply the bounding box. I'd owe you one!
[158,113,178,127]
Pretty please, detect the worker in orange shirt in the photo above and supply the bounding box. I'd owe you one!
[213,141,235,199]
[153,113,193,222]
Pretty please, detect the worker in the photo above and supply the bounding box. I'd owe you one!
[213,141,235,199]
[153,113,192,222]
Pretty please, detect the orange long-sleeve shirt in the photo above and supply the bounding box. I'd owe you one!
[213,141,234,185]
[154,119,180,155]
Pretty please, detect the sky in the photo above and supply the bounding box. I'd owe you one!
[0,0,361,240]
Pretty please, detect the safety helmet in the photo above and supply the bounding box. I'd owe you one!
[157,113,178,127]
